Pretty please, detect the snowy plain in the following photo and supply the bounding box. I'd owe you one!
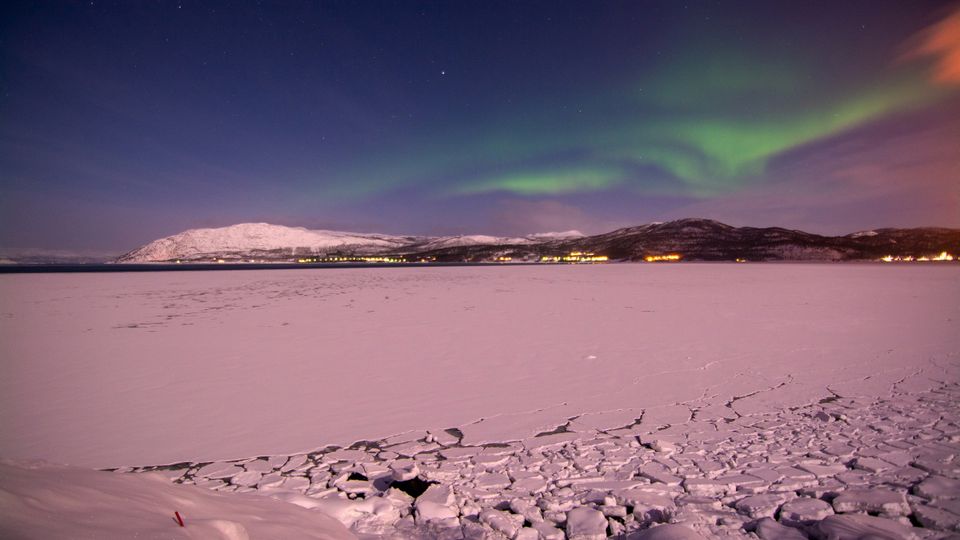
[2,264,956,468]
[1,263,959,538]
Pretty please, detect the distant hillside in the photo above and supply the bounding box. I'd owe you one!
[0,248,118,265]
[116,219,960,263]
[116,223,418,262]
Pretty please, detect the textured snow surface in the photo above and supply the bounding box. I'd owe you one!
[0,459,354,539]
[1,264,957,469]
[117,383,960,539]
[1,264,959,538]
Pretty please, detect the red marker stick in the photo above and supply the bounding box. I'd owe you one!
[174,511,184,527]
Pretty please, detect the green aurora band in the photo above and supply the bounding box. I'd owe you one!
[325,53,952,200]
[454,166,626,196]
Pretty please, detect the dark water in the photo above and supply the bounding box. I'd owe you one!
[0,262,544,274]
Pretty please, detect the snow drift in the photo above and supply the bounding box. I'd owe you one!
[0,459,354,540]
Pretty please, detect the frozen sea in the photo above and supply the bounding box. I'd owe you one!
[3,263,960,539]
[2,263,956,469]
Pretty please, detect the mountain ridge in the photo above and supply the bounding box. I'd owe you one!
[115,219,960,263]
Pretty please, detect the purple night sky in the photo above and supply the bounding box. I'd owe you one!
[1,1,958,254]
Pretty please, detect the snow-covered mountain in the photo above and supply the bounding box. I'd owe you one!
[117,223,421,262]
[117,223,591,263]
[406,234,532,252]
[525,230,585,240]
[410,230,585,250]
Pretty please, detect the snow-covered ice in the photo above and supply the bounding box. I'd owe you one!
[1,263,958,538]
[0,459,354,539]
[2,264,956,468]
[112,386,960,539]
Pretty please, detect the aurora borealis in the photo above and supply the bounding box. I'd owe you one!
[1,1,958,252]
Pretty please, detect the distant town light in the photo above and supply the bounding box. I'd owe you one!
[879,252,953,262]
[644,254,681,262]
[539,252,608,263]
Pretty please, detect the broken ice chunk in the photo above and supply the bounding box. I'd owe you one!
[565,507,607,540]
[817,514,924,540]
[778,497,834,527]
[832,488,911,516]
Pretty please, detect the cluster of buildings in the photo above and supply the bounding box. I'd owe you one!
[879,252,954,262]
[291,251,692,264]
[296,256,408,264]
[187,250,958,265]
[539,252,609,263]
[644,254,682,262]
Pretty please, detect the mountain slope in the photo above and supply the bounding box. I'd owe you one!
[117,224,590,262]
[561,220,960,261]
[557,219,848,261]
[117,219,960,263]
[117,223,420,262]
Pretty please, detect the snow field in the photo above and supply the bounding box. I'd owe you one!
[1,263,958,538]
[2,264,956,468]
